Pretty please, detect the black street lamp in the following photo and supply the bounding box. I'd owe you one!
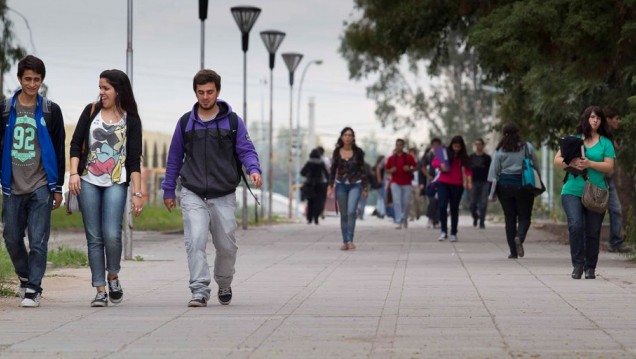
[231,6,261,229]
[198,0,209,69]
[281,52,303,219]
[260,30,286,223]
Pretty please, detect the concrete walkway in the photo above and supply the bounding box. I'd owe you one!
[1,216,635,358]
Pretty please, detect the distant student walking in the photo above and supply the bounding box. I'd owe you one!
[433,136,472,242]
[327,127,368,250]
[301,149,329,225]
[469,138,491,229]
[487,124,538,259]
[385,139,417,229]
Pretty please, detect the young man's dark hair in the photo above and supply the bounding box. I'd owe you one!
[475,138,485,145]
[192,69,221,92]
[431,138,442,145]
[603,106,619,119]
[17,55,46,79]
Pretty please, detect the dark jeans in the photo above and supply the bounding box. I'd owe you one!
[470,181,489,226]
[437,182,464,235]
[562,194,605,269]
[496,184,535,257]
[307,183,326,223]
[2,185,53,293]
[607,178,624,248]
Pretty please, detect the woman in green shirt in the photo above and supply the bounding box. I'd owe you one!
[554,106,615,280]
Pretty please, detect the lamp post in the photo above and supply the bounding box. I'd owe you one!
[281,53,303,219]
[294,60,322,216]
[231,6,261,229]
[198,0,208,69]
[260,30,286,223]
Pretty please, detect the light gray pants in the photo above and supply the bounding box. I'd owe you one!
[180,187,238,300]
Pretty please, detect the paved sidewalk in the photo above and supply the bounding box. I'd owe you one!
[1,216,635,358]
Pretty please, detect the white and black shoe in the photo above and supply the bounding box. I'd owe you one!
[438,232,448,241]
[188,297,207,307]
[108,278,124,304]
[91,292,108,307]
[20,289,41,308]
[218,287,232,305]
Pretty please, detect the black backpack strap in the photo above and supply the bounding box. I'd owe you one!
[179,112,193,158]
[229,112,259,205]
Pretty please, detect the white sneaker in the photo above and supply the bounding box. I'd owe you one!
[20,289,41,308]
[450,235,458,242]
[438,232,448,241]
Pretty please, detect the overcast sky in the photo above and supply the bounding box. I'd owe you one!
[6,0,430,153]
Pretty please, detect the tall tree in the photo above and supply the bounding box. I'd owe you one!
[0,0,26,98]
[340,1,492,143]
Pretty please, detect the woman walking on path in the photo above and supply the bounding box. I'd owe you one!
[301,149,329,225]
[327,127,368,250]
[69,69,143,307]
[433,136,472,242]
[487,124,538,259]
[554,106,615,280]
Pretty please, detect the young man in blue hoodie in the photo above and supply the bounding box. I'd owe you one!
[0,55,65,307]
[162,69,262,307]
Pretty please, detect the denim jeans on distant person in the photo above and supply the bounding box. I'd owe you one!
[335,182,362,244]
[2,185,53,293]
[437,182,464,236]
[375,183,386,217]
[562,194,605,269]
[470,180,489,227]
[390,183,412,225]
[606,178,624,249]
[496,184,535,257]
[78,180,127,287]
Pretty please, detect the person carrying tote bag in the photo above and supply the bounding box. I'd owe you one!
[487,124,538,259]
[554,106,615,280]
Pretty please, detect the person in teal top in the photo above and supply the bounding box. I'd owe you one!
[554,106,615,280]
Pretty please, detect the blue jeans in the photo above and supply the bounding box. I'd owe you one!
[375,183,386,216]
[470,181,489,226]
[562,194,605,269]
[390,183,412,225]
[437,182,464,235]
[607,178,624,248]
[2,185,53,293]
[78,180,127,287]
[335,182,362,244]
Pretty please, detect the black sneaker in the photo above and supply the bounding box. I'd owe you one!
[91,292,108,307]
[108,278,124,304]
[608,244,633,253]
[188,297,207,307]
[218,287,232,305]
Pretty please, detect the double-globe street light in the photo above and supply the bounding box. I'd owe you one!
[294,59,322,216]
[231,6,261,229]
[260,30,286,222]
[281,53,303,219]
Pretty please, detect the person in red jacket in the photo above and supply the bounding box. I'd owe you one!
[385,139,417,229]
[432,136,472,241]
